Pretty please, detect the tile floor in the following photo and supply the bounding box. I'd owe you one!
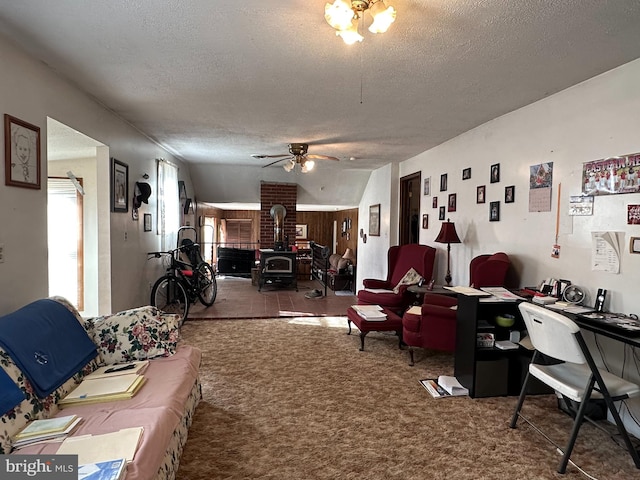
[187,276,356,320]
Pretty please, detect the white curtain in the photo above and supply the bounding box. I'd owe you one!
[157,159,179,250]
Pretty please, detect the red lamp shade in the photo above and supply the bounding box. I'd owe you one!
[435,220,461,244]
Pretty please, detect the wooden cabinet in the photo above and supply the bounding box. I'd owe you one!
[454,295,530,398]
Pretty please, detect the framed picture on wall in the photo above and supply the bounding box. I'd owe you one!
[422,214,429,229]
[490,163,500,183]
[4,114,41,189]
[477,185,486,204]
[448,193,457,212]
[505,185,515,203]
[432,197,438,208]
[439,206,445,220]
[490,201,500,221]
[111,157,129,212]
[440,173,448,192]
[423,177,431,196]
[295,224,308,239]
[462,167,471,180]
[369,204,380,236]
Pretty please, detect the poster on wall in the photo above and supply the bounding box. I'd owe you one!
[582,153,640,195]
[528,162,553,212]
[591,231,621,274]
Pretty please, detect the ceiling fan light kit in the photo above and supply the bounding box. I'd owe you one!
[252,143,338,173]
[325,0,396,44]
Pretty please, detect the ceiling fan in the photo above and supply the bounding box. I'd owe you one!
[251,143,339,173]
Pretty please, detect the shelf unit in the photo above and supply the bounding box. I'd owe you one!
[454,295,532,398]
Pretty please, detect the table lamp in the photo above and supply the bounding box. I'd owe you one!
[434,218,461,286]
[342,248,356,266]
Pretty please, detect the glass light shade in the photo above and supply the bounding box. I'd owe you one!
[283,160,295,172]
[301,160,315,173]
[337,21,364,44]
[325,0,355,30]
[368,2,396,33]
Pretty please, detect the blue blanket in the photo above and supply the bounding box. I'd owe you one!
[0,368,25,415]
[0,299,97,398]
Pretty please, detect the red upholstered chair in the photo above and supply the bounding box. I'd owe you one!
[357,244,436,315]
[402,294,457,365]
[469,252,510,288]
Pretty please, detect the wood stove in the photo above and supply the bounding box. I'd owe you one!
[258,249,297,291]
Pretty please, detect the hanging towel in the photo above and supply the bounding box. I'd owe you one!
[0,299,97,398]
[0,368,25,415]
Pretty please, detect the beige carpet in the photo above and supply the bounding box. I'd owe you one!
[176,318,639,480]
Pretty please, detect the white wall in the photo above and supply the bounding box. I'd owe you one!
[400,58,640,315]
[0,34,191,314]
[355,163,398,290]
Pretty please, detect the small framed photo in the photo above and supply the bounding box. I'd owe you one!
[630,237,640,254]
[448,193,457,212]
[440,173,448,192]
[295,224,308,239]
[505,185,515,203]
[462,168,471,180]
[439,206,445,220]
[369,204,380,237]
[422,214,429,229]
[490,201,500,221]
[4,114,41,189]
[144,213,152,232]
[423,177,431,196]
[111,157,129,212]
[432,197,438,208]
[490,163,500,183]
[477,185,486,204]
[628,205,640,225]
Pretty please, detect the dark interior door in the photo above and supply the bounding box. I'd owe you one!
[399,172,421,245]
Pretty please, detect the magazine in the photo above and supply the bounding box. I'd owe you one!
[419,379,450,399]
[78,458,127,480]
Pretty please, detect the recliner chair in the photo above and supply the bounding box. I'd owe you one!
[357,244,436,315]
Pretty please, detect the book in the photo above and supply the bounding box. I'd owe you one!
[85,360,149,380]
[78,458,127,480]
[437,375,469,396]
[59,374,145,407]
[351,305,387,321]
[57,427,144,465]
[420,379,450,399]
[12,415,82,448]
[14,414,78,440]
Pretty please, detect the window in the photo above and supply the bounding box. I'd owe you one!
[224,219,252,247]
[48,177,84,310]
[157,159,179,250]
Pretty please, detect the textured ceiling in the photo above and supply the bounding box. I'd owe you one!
[2,0,640,206]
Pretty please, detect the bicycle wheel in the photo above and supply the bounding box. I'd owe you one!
[196,262,217,306]
[150,275,190,324]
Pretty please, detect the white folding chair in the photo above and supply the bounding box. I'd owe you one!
[510,302,640,473]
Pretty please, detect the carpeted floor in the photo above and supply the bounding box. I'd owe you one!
[176,318,640,479]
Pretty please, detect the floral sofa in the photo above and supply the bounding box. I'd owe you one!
[0,297,201,480]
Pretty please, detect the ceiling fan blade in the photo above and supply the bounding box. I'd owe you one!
[251,153,290,159]
[262,156,293,168]
[306,154,340,161]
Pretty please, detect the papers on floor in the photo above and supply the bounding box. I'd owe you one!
[57,427,143,465]
[78,458,127,480]
[351,305,387,321]
[85,360,149,380]
[420,376,469,398]
[443,286,491,296]
[59,373,145,407]
[12,414,82,448]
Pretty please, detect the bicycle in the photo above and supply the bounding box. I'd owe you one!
[148,242,217,324]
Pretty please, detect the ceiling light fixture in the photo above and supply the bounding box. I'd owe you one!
[282,157,315,173]
[324,0,396,45]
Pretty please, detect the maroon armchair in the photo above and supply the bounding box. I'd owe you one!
[402,293,457,365]
[357,244,436,315]
[469,252,510,288]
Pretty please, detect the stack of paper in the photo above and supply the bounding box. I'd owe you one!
[59,373,145,407]
[12,414,82,448]
[443,286,491,296]
[351,305,387,321]
[437,375,469,396]
[84,360,149,380]
[57,427,144,465]
[480,287,525,302]
[532,295,558,305]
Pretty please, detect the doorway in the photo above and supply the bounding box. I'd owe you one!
[399,172,421,245]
